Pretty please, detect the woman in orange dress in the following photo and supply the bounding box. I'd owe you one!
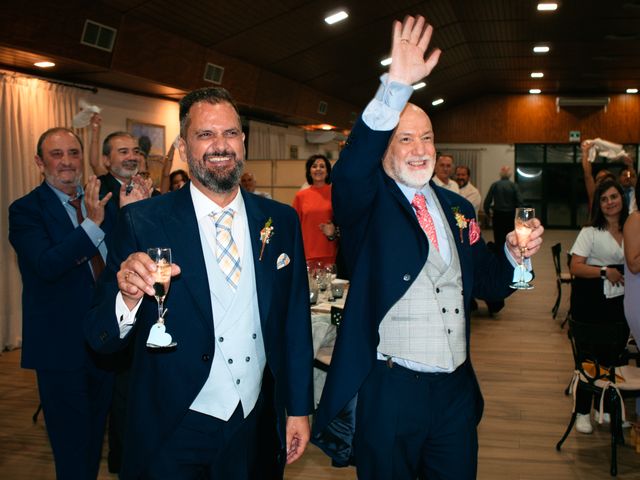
[293,154,337,266]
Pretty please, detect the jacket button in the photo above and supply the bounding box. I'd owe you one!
[403,274,411,281]
[435,288,440,294]
[228,358,233,364]
[202,354,210,362]
[442,308,446,313]
[448,329,452,334]
[236,379,241,385]
[252,333,257,339]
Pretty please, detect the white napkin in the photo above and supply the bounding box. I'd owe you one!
[604,280,624,299]
[72,99,101,128]
[585,138,627,163]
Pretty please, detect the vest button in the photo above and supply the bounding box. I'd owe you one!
[403,274,411,281]
[245,356,250,362]
[442,308,446,313]
[236,379,241,385]
[219,337,224,342]
[202,354,210,362]
[448,329,452,334]
[455,308,460,314]
[252,333,257,339]
[228,358,233,364]
[436,288,440,293]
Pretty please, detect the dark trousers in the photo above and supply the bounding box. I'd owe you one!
[142,401,261,480]
[36,362,113,480]
[491,210,515,249]
[354,361,479,480]
[108,367,130,472]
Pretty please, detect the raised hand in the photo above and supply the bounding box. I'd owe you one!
[84,175,112,225]
[388,15,441,86]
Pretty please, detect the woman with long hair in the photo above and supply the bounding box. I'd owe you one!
[569,179,628,434]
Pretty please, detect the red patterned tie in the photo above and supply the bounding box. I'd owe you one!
[411,193,439,251]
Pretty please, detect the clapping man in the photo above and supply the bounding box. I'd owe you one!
[9,128,116,479]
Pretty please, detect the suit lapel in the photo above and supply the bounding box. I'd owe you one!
[242,190,273,329]
[37,182,75,233]
[162,185,214,334]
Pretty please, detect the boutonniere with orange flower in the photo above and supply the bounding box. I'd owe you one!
[259,217,274,261]
[452,207,469,243]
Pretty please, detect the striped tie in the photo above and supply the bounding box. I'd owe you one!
[212,209,241,289]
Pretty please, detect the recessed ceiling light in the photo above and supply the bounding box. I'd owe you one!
[537,3,558,11]
[627,88,639,94]
[380,57,392,67]
[34,61,55,68]
[413,82,426,90]
[325,11,348,25]
[533,45,550,53]
[431,98,444,106]
[531,72,544,78]
[529,89,542,94]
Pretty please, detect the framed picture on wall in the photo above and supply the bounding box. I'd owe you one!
[127,119,166,187]
[126,119,165,156]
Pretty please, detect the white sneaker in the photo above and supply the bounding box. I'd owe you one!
[575,413,593,434]
[595,411,632,428]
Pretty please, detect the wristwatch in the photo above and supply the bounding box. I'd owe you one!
[600,266,607,279]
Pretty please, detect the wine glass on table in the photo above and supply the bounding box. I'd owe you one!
[146,247,177,348]
[510,208,535,290]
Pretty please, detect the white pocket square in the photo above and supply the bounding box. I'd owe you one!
[276,253,290,270]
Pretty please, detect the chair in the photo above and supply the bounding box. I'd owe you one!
[551,242,572,320]
[556,318,640,476]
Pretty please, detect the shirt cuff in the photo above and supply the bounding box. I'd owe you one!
[503,243,533,271]
[81,218,105,247]
[362,74,414,131]
[115,291,143,338]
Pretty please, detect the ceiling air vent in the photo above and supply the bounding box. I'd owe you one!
[204,63,224,84]
[318,101,328,115]
[556,97,610,112]
[81,20,117,52]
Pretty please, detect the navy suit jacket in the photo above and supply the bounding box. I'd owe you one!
[84,184,314,479]
[9,182,116,370]
[312,117,515,462]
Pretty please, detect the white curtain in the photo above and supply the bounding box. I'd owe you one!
[0,71,86,351]
[247,120,287,159]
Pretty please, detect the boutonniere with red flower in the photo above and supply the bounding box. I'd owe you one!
[452,207,469,243]
[259,217,274,261]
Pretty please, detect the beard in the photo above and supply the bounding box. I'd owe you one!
[188,150,244,194]
[111,160,139,180]
[385,156,434,189]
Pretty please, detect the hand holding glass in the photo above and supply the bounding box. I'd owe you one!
[147,247,177,347]
[510,208,535,290]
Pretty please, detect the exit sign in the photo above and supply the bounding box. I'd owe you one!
[569,131,581,143]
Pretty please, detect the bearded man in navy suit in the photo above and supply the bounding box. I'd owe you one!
[312,15,544,480]
[85,87,313,479]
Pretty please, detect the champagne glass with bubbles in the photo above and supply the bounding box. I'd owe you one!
[510,208,536,290]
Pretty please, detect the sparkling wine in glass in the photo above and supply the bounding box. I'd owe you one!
[510,208,535,290]
[146,247,176,347]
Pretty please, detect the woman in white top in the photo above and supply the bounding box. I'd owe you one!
[569,179,628,434]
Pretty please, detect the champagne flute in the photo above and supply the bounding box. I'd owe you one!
[510,208,535,290]
[146,247,176,347]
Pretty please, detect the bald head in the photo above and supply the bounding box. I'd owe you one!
[383,103,436,189]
